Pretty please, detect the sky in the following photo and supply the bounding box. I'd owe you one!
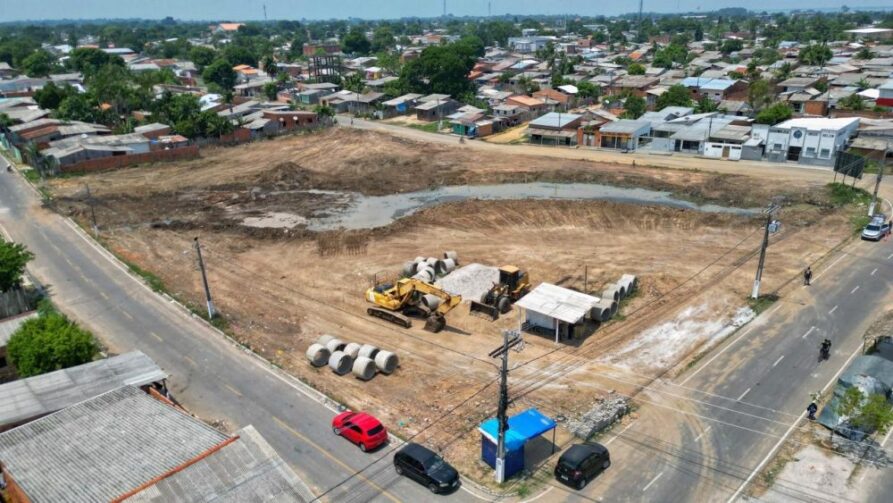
[0,0,887,23]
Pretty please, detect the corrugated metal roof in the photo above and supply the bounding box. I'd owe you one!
[0,386,228,502]
[0,312,37,347]
[515,283,600,324]
[529,112,581,129]
[125,425,307,502]
[0,351,167,427]
[599,119,651,135]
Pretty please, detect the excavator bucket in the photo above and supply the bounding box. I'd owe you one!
[424,314,446,333]
[469,300,500,321]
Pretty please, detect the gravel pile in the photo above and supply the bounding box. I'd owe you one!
[435,263,499,301]
[568,394,630,440]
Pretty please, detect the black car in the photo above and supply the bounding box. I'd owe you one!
[393,442,460,494]
[554,443,611,490]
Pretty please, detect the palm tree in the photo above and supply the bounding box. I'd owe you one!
[261,55,278,77]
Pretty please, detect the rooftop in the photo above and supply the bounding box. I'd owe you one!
[0,386,228,502]
[529,112,582,129]
[599,119,652,135]
[515,283,600,325]
[775,117,860,131]
[0,351,166,428]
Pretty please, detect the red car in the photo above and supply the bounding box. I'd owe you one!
[332,411,388,452]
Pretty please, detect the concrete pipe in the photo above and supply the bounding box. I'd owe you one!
[402,261,417,276]
[328,351,353,375]
[426,257,438,266]
[343,342,362,359]
[443,251,459,263]
[421,294,442,311]
[413,270,433,283]
[620,274,638,293]
[590,305,610,323]
[432,259,448,276]
[442,258,457,273]
[317,334,336,347]
[414,256,427,263]
[607,299,619,317]
[352,356,377,381]
[325,338,346,354]
[374,351,399,374]
[306,344,331,367]
[616,283,628,299]
[602,286,620,302]
[358,344,380,360]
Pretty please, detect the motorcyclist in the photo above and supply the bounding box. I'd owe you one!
[820,338,832,359]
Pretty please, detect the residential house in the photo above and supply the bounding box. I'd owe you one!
[0,385,307,502]
[213,22,244,33]
[320,90,385,115]
[527,112,583,146]
[680,77,748,102]
[364,75,399,92]
[134,122,171,140]
[234,77,275,97]
[381,93,422,118]
[414,94,458,121]
[765,117,860,167]
[43,133,151,168]
[595,119,651,150]
[492,104,527,126]
[303,40,341,57]
[507,35,557,53]
[704,124,753,160]
[777,76,824,94]
[608,75,660,97]
[262,110,319,131]
[877,80,893,107]
[506,95,547,116]
[0,351,165,430]
[533,88,572,110]
[0,62,15,79]
[781,88,829,116]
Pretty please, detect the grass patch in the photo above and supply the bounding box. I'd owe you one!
[515,483,531,498]
[827,182,871,207]
[612,289,639,322]
[120,257,167,293]
[851,213,872,234]
[747,293,779,315]
[406,122,443,133]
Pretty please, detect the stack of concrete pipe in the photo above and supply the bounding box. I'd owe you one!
[592,274,638,323]
[308,335,400,378]
[402,252,460,282]
[618,274,638,295]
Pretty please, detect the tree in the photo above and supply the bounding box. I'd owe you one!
[20,49,55,77]
[834,386,864,438]
[853,393,893,436]
[262,81,278,101]
[621,94,646,119]
[576,81,601,100]
[656,84,693,109]
[56,94,98,122]
[371,25,396,53]
[397,39,478,98]
[189,46,217,70]
[342,73,365,93]
[799,44,832,67]
[68,47,124,78]
[854,47,874,60]
[0,239,33,291]
[653,42,688,69]
[6,307,99,377]
[773,62,793,82]
[695,97,719,113]
[755,102,793,125]
[202,59,237,92]
[627,62,645,75]
[342,29,371,55]
[261,54,277,77]
[33,81,77,110]
[747,78,774,113]
[838,93,865,111]
[720,39,744,55]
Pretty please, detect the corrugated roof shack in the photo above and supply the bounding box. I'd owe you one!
[0,351,166,432]
[0,385,309,502]
[515,283,601,343]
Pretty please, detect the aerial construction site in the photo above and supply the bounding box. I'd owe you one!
[50,126,859,483]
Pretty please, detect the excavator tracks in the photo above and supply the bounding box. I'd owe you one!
[367,307,412,328]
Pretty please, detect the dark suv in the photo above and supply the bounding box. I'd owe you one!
[393,442,460,494]
[554,443,611,490]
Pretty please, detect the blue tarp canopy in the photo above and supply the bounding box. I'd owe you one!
[479,408,557,452]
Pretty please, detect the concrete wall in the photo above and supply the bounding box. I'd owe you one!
[60,145,199,174]
[703,142,743,160]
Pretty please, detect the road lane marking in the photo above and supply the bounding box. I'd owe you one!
[680,304,782,385]
[815,253,847,280]
[694,426,712,442]
[183,355,197,367]
[122,311,134,320]
[801,326,815,339]
[605,420,637,446]
[642,471,664,491]
[871,268,878,276]
[772,355,785,367]
[829,305,839,315]
[272,416,400,503]
[737,388,751,401]
[224,384,243,397]
[149,331,163,342]
[888,253,893,260]
[99,291,109,300]
[850,286,860,294]
[727,333,867,503]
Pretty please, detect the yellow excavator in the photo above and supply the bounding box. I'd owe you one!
[365,278,463,333]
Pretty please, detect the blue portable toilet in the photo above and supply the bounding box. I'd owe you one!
[479,408,557,479]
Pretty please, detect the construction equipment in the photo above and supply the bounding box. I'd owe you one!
[365,278,462,333]
[469,266,531,320]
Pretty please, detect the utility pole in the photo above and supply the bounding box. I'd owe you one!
[869,142,888,217]
[84,183,98,236]
[194,237,217,319]
[488,329,522,483]
[751,203,780,300]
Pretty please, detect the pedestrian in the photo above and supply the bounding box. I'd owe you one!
[807,402,818,421]
[804,266,812,286]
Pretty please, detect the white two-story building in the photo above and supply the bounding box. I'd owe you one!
[765,117,860,167]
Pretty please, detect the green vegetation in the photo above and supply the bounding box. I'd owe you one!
[393,36,483,98]
[620,94,647,120]
[7,300,99,377]
[827,183,871,207]
[407,122,443,133]
[755,102,793,126]
[0,238,34,291]
[747,293,779,316]
[655,84,693,109]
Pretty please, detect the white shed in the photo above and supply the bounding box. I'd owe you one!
[515,283,601,343]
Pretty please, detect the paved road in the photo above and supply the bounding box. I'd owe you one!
[0,156,470,502]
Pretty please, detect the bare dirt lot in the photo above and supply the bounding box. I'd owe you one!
[48,127,857,484]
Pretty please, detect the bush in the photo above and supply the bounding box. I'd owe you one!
[7,306,99,377]
[0,239,33,291]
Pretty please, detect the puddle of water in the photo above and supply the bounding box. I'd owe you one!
[242,211,308,229]
[302,183,759,231]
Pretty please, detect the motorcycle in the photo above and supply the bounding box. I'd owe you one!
[820,342,831,361]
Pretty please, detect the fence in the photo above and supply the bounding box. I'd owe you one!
[60,145,200,174]
[192,122,331,149]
